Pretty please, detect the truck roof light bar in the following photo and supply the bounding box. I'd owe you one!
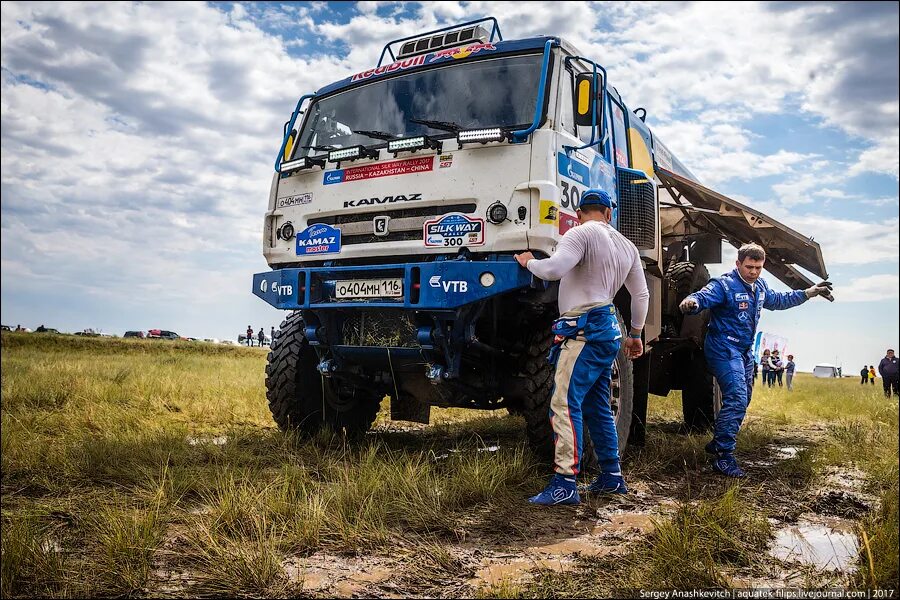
[397,25,489,60]
[457,127,507,145]
[387,135,442,156]
[377,16,503,67]
[280,156,326,174]
[327,145,379,163]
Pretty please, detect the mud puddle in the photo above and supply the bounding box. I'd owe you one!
[770,518,859,572]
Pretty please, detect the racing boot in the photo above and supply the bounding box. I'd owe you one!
[711,452,746,478]
[587,471,628,495]
[528,474,580,505]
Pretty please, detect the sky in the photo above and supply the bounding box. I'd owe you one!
[1,1,898,372]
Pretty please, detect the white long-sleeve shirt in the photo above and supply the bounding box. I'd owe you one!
[526,220,650,330]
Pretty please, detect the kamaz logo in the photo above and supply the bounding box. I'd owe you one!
[343,193,421,208]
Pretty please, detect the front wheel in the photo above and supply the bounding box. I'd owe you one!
[265,311,380,437]
[505,311,633,473]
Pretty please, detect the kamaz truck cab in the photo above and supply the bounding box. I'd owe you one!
[253,18,828,462]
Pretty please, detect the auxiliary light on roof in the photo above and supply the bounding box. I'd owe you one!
[327,145,379,162]
[456,128,507,145]
[387,135,442,155]
[280,156,325,173]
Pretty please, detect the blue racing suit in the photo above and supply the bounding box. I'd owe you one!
[685,269,807,453]
[547,304,622,476]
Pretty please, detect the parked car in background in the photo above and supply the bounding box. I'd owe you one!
[202,338,220,344]
[34,325,60,333]
[124,331,145,339]
[147,329,181,340]
[74,329,100,337]
[1,325,12,331]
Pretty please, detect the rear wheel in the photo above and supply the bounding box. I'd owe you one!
[266,311,380,437]
[666,261,718,431]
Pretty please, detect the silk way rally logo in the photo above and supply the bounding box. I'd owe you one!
[423,213,484,247]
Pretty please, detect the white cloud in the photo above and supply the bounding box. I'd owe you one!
[832,274,900,303]
[1,1,897,346]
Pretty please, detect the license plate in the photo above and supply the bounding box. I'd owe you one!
[335,278,403,299]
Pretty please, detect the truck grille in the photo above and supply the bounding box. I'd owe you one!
[617,167,656,249]
[308,203,477,246]
[342,311,418,347]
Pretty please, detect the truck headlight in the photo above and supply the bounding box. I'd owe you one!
[487,202,508,224]
[278,221,295,240]
[387,136,442,155]
[457,128,506,145]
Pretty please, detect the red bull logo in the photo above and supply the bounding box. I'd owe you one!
[429,42,496,62]
[351,55,428,82]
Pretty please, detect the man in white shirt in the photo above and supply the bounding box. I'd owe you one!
[514,189,649,505]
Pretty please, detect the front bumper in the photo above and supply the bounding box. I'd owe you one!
[252,257,534,310]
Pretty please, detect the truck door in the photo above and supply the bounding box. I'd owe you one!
[553,60,617,234]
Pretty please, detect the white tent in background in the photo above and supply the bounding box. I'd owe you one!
[813,364,840,378]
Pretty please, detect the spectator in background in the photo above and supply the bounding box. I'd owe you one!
[785,355,796,391]
[246,325,253,346]
[257,327,265,347]
[772,350,785,387]
[861,366,869,385]
[761,350,771,387]
[878,349,899,397]
[868,366,876,385]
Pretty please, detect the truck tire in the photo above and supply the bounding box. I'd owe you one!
[681,350,717,432]
[507,312,633,473]
[266,311,379,437]
[666,261,718,432]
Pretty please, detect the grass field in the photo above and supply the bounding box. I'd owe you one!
[1,331,897,597]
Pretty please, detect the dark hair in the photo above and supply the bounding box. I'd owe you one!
[578,203,609,215]
[737,243,766,263]
[888,349,895,353]
[787,354,793,359]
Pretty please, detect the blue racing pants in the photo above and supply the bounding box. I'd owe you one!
[705,342,755,454]
[547,305,622,476]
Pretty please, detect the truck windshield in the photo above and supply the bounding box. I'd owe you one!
[293,54,544,157]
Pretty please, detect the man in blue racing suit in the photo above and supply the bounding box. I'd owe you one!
[679,243,833,477]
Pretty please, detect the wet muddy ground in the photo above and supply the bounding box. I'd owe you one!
[141,423,876,598]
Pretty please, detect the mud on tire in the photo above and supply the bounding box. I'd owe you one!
[266,311,379,437]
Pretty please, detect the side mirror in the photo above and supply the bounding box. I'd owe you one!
[283,129,297,162]
[574,72,603,128]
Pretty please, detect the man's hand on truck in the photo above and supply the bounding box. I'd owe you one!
[514,252,534,268]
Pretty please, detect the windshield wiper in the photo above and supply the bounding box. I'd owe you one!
[409,118,463,133]
[301,144,337,152]
[352,129,398,142]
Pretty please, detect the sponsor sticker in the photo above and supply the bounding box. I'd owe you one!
[558,212,579,235]
[427,275,469,293]
[735,293,750,301]
[428,42,496,63]
[557,153,590,185]
[276,192,312,209]
[296,223,341,256]
[439,153,453,168]
[423,212,484,248]
[323,156,433,186]
[739,302,749,310]
[539,200,558,224]
[350,55,427,82]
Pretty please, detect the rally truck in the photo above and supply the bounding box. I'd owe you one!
[253,18,828,462]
